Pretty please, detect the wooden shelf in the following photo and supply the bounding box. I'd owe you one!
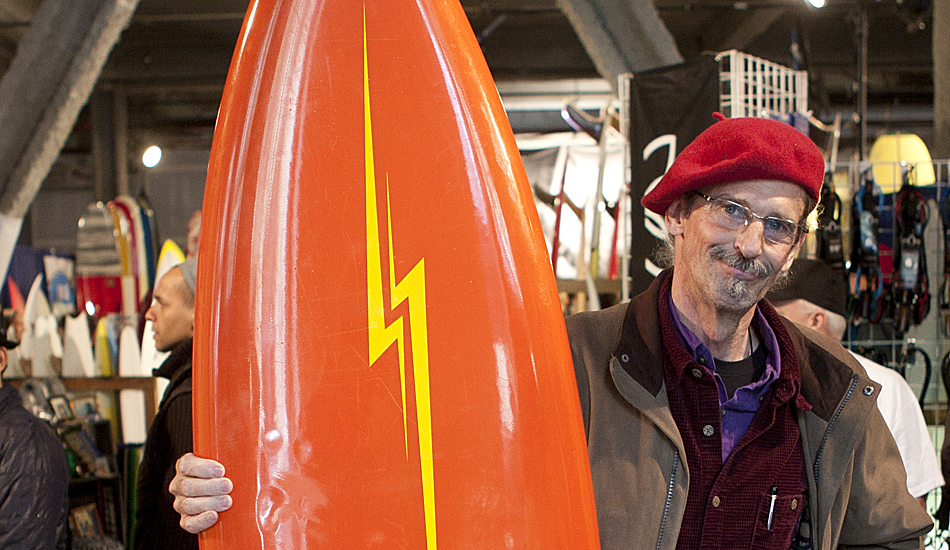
[556,278,622,295]
[7,377,157,432]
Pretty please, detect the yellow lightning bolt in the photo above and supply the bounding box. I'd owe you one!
[363,13,437,550]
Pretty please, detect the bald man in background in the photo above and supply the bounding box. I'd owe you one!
[134,258,198,550]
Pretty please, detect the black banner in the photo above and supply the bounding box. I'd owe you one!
[627,55,720,295]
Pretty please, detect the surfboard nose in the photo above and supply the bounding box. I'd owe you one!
[193,1,600,548]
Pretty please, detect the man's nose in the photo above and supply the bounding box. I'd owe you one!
[734,219,766,258]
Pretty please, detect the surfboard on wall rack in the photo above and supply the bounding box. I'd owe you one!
[193,0,600,548]
[137,196,158,291]
[76,202,124,317]
[114,196,151,306]
[107,199,140,317]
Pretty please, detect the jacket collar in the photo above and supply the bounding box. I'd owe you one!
[154,338,193,381]
[613,272,668,396]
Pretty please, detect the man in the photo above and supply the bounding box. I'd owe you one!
[0,315,69,549]
[134,258,198,550]
[167,115,932,549]
[768,258,944,508]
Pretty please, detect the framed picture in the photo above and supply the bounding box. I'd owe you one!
[68,503,102,537]
[70,395,99,418]
[49,395,74,422]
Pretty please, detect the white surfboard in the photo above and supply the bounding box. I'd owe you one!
[62,313,96,378]
[118,324,147,444]
[21,274,53,364]
[120,389,148,444]
[29,315,63,378]
[118,324,143,377]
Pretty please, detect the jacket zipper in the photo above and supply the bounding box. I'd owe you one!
[656,450,679,550]
[809,371,858,545]
[813,373,857,484]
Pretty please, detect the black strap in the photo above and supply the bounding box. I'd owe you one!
[898,342,931,409]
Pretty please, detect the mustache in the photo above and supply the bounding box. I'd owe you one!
[710,245,773,278]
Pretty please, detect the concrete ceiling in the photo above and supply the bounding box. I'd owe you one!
[0,0,939,155]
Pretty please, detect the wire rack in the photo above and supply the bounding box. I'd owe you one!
[716,50,808,119]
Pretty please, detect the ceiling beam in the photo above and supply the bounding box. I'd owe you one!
[718,7,786,51]
[0,0,140,218]
[556,0,683,87]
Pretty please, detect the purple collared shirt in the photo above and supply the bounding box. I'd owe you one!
[668,293,782,462]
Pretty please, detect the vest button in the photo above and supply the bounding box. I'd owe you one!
[697,356,707,365]
[702,424,715,437]
[712,495,721,507]
[691,368,703,379]
[863,385,874,396]
[621,354,630,363]
[790,498,798,510]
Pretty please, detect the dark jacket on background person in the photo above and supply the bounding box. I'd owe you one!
[134,338,196,550]
[566,270,932,550]
[0,383,69,549]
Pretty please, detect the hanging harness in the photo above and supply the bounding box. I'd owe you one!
[851,168,885,323]
[816,173,845,274]
[892,165,930,335]
[939,190,950,336]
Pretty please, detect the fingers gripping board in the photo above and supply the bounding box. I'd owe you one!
[193,1,600,548]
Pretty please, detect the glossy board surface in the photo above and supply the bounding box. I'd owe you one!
[193,0,599,548]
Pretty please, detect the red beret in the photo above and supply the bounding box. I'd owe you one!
[641,114,825,215]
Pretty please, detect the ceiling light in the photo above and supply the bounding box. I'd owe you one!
[142,145,162,168]
[806,0,825,7]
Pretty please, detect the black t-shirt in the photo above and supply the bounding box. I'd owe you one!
[715,342,768,399]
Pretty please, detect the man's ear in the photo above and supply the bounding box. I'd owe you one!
[808,310,826,332]
[664,198,688,237]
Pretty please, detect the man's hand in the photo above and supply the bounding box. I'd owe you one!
[170,453,233,534]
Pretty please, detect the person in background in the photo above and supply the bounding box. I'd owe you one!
[134,258,198,550]
[768,258,944,508]
[167,115,932,549]
[0,313,69,549]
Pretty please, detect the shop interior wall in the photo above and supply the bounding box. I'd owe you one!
[27,147,209,257]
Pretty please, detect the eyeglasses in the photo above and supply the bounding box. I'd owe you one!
[694,192,805,246]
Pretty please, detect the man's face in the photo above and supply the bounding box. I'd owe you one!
[145,267,195,352]
[666,179,808,314]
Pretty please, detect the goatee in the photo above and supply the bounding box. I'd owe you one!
[709,245,775,301]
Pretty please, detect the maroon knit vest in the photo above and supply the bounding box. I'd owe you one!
[658,290,808,550]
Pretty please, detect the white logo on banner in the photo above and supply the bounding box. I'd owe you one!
[641,135,678,276]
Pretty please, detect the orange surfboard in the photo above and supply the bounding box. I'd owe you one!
[193,0,600,548]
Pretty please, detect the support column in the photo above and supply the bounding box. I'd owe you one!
[90,89,117,202]
[114,86,129,198]
[934,0,950,159]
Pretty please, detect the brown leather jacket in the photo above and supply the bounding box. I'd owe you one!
[566,271,932,550]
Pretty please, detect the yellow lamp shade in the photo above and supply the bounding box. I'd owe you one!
[868,133,935,192]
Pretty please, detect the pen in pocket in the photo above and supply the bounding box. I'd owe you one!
[767,486,778,530]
